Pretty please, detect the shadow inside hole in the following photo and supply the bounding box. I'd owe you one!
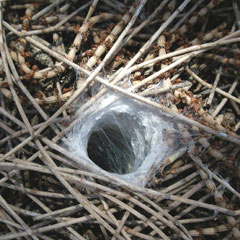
[87,123,136,174]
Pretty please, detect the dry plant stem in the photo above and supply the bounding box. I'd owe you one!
[0,215,106,240]
[0,121,36,150]
[171,0,206,32]
[186,68,240,104]
[0,181,73,199]
[5,19,240,82]
[0,158,237,237]
[67,12,112,63]
[1,140,232,224]
[2,17,240,178]
[85,3,141,69]
[33,203,93,222]
[41,137,237,217]
[4,44,61,135]
[0,196,38,240]
[112,0,192,84]
[0,107,25,128]
[161,171,199,194]
[207,66,222,106]
[1,161,142,238]
[127,196,191,240]
[129,51,201,92]
[140,81,192,96]
[34,147,123,238]
[0,158,127,200]
[0,121,46,145]
[166,180,207,213]
[201,53,240,66]
[100,193,170,240]
[10,4,39,10]
[74,0,147,113]
[35,149,123,237]
[126,36,240,75]
[0,209,22,240]
[172,19,229,56]
[174,88,231,136]
[135,193,193,240]
[161,163,194,183]
[189,153,240,238]
[16,14,119,81]
[0,217,23,230]
[28,197,86,240]
[171,0,225,38]
[116,0,170,60]
[198,84,231,97]
[31,0,65,21]
[212,80,239,118]
[163,0,177,21]
[26,196,86,240]
[111,211,130,240]
[1,9,40,159]
[1,28,56,180]
[83,0,98,22]
[125,229,155,240]
[59,2,71,14]
[233,0,240,29]
[231,99,240,115]
[20,2,91,36]
[188,224,234,237]
[177,192,215,219]
[98,196,131,240]
[189,21,228,46]
[5,49,47,119]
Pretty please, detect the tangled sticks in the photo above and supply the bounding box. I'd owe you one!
[0,0,240,239]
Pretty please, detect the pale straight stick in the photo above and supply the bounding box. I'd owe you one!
[112,0,192,85]
[186,68,240,104]
[128,52,201,92]
[135,193,193,240]
[20,2,91,36]
[189,152,240,238]
[211,80,239,118]
[5,43,61,135]
[85,0,99,22]
[140,81,192,96]
[190,153,240,200]
[126,37,240,75]
[117,0,170,53]
[31,0,65,21]
[111,211,130,240]
[26,195,86,240]
[233,0,240,29]
[171,0,206,33]
[207,66,222,106]
[0,196,38,240]
[230,99,240,115]
[85,5,137,69]
[100,193,170,240]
